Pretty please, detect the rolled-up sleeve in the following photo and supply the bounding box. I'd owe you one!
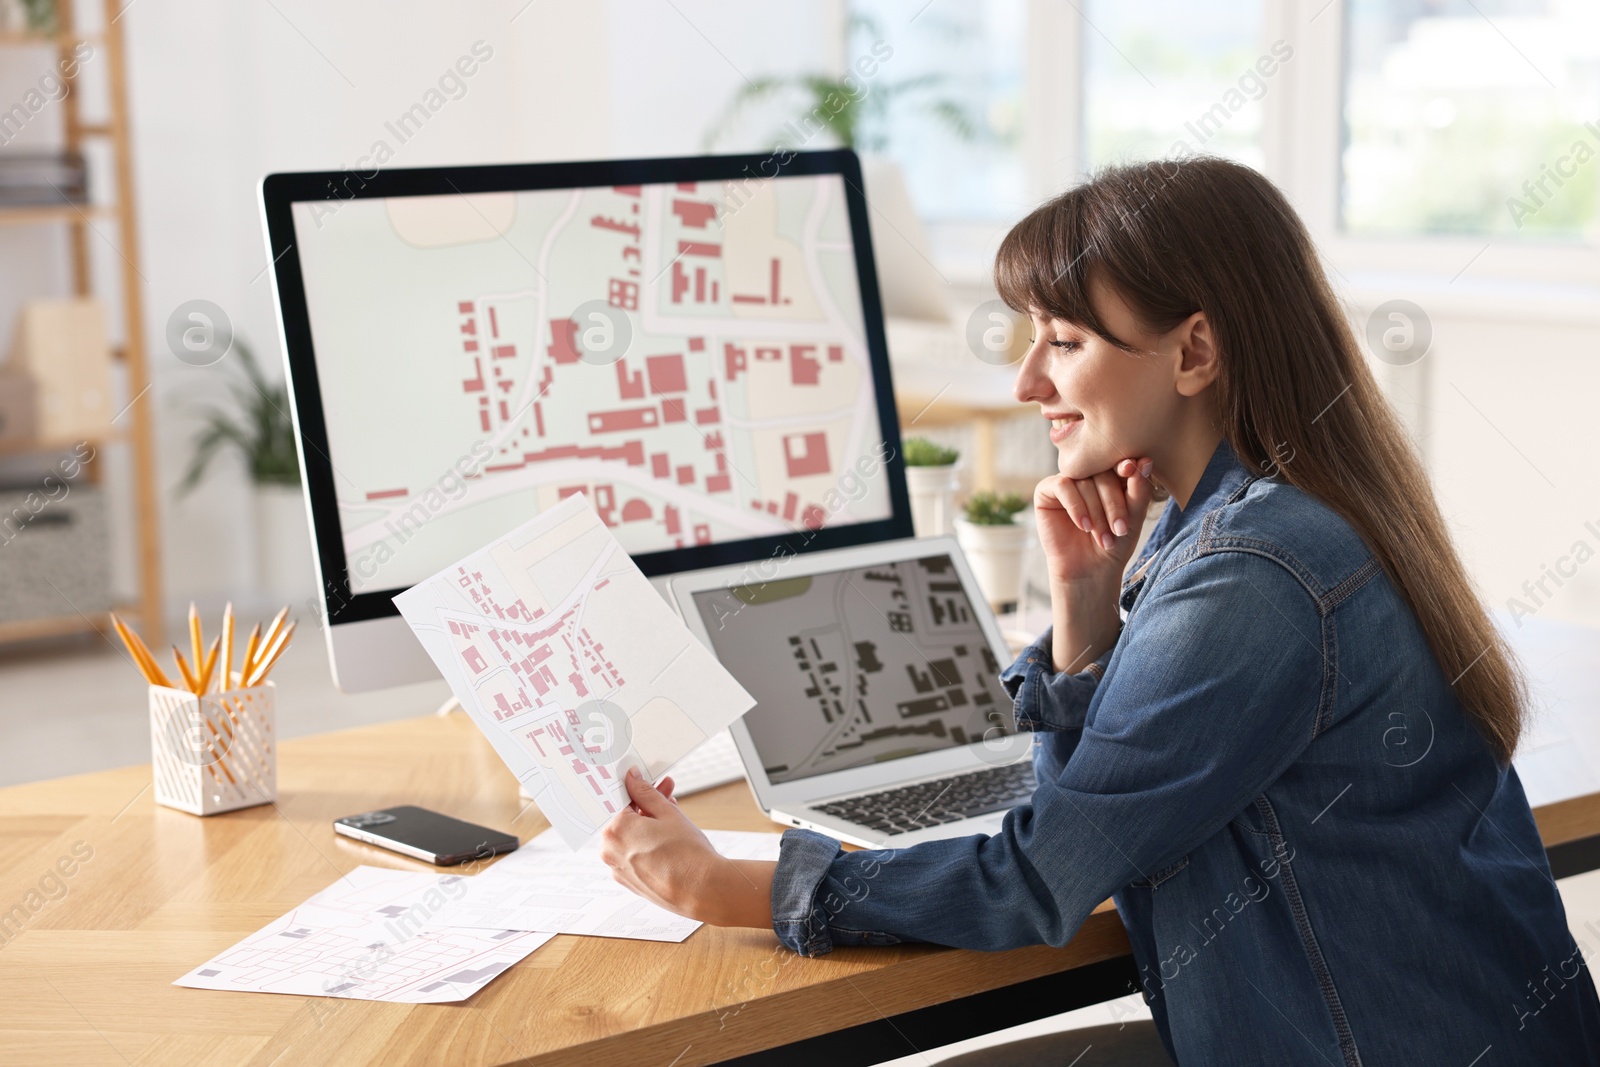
[768,551,1325,957]
[999,627,1114,734]
[1001,628,1118,783]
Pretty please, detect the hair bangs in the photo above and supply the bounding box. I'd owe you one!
[994,194,1115,343]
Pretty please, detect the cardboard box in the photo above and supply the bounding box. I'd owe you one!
[12,298,113,441]
[0,372,36,446]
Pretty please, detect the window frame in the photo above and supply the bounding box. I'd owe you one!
[1294,0,1600,299]
[900,0,1600,301]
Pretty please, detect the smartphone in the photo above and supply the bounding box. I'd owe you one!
[333,805,519,866]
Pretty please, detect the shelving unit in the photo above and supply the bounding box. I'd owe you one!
[0,0,161,645]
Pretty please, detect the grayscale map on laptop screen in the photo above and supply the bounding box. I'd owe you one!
[692,554,1009,784]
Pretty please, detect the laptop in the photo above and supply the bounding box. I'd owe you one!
[670,537,1036,848]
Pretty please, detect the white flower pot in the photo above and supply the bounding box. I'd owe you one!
[253,483,318,604]
[955,515,1031,610]
[906,464,960,538]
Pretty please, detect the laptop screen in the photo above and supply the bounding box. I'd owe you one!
[689,553,1014,784]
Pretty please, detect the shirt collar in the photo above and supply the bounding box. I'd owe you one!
[1129,438,1256,574]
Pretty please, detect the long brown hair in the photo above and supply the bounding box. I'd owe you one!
[995,157,1525,764]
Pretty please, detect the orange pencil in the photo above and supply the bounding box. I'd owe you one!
[220,603,235,692]
[188,603,204,687]
[185,707,236,785]
[172,646,201,694]
[109,612,173,688]
[258,606,289,661]
[198,635,221,695]
[195,706,237,783]
[238,624,262,685]
[245,621,295,686]
[125,631,168,687]
[167,648,235,780]
[255,616,292,665]
[110,613,162,686]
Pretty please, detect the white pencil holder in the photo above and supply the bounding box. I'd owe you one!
[149,680,277,816]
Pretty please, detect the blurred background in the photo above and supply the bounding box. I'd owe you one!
[0,0,1595,786]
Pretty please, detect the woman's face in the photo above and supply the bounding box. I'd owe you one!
[1011,283,1185,481]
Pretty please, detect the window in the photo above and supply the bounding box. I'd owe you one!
[1081,0,1267,170]
[846,0,1026,222]
[1342,0,1600,238]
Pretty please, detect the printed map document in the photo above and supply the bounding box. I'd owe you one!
[436,828,783,942]
[393,492,757,848]
[173,866,552,1003]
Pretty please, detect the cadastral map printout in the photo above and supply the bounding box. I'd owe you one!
[435,828,783,942]
[173,866,553,1003]
[393,492,756,847]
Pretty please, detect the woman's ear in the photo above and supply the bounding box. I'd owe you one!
[1173,311,1220,397]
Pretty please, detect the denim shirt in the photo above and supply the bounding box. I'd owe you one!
[767,441,1600,1066]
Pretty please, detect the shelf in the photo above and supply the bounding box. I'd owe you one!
[0,612,110,644]
[0,203,112,227]
[0,0,162,648]
[0,432,121,458]
[0,30,102,46]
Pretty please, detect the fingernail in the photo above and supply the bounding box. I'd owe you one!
[1100,532,1115,550]
[1140,460,1153,477]
[1113,519,1129,537]
[1077,515,1092,532]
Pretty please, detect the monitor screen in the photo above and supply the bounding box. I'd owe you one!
[689,553,1011,784]
[264,151,910,625]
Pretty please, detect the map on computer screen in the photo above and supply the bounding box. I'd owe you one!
[292,172,891,594]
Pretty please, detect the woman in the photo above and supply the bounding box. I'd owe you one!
[599,158,1600,1065]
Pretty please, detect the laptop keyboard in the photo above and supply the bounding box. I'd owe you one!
[812,762,1037,836]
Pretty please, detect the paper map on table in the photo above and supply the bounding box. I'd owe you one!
[435,828,783,942]
[173,866,552,1003]
[393,491,757,848]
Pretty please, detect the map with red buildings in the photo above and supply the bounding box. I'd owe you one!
[394,493,756,848]
[293,173,889,594]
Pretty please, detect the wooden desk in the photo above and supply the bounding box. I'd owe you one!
[0,714,1135,1066]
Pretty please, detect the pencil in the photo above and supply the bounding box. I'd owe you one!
[187,709,237,786]
[110,612,174,689]
[244,620,296,687]
[126,630,166,687]
[188,603,203,688]
[258,606,289,662]
[172,646,201,695]
[198,635,221,695]
[220,603,235,692]
[195,701,238,783]
[109,613,159,685]
[238,624,262,684]
[108,612,154,683]
[245,621,295,686]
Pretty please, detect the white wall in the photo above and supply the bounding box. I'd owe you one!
[108,0,838,617]
[10,0,1594,636]
[129,1,610,614]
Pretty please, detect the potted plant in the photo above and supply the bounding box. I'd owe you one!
[955,490,1031,611]
[179,341,312,602]
[701,13,980,156]
[902,436,960,537]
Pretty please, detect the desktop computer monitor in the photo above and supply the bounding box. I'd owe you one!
[260,150,912,692]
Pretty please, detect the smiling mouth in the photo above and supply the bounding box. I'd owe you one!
[1048,415,1082,443]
